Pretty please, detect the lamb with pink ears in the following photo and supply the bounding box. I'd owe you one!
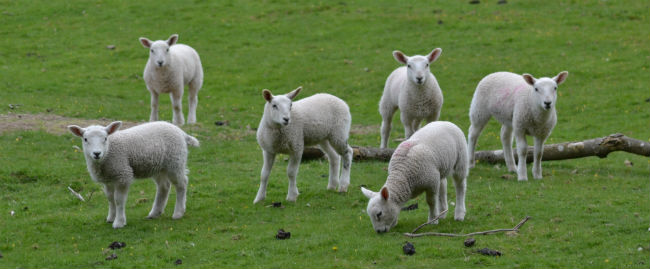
[467,71,569,180]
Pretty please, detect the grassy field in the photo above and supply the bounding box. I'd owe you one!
[1,0,649,268]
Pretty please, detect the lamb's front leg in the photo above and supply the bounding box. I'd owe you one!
[112,182,131,229]
[148,175,170,219]
[500,125,516,172]
[532,136,546,179]
[426,177,441,224]
[515,131,529,181]
[401,113,414,139]
[170,90,185,126]
[103,184,116,223]
[149,91,159,122]
[286,151,302,202]
[254,150,275,204]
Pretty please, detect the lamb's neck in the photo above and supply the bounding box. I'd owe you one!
[384,173,413,206]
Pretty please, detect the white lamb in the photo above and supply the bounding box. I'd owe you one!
[362,121,468,233]
[139,34,203,125]
[68,121,199,228]
[379,48,444,148]
[467,71,569,181]
[254,87,353,204]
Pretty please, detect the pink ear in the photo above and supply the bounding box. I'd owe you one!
[167,34,178,46]
[262,89,273,102]
[522,73,536,86]
[380,187,389,200]
[105,121,122,135]
[427,48,442,63]
[554,71,569,85]
[393,50,408,65]
[68,125,85,137]
[139,37,152,48]
[287,87,302,100]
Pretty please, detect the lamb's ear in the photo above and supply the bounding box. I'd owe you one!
[68,125,85,137]
[286,86,302,100]
[105,121,122,135]
[393,50,408,65]
[361,187,377,199]
[262,89,273,102]
[139,37,152,48]
[554,71,569,85]
[522,73,536,86]
[427,48,442,63]
[167,34,179,46]
[380,187,389,201]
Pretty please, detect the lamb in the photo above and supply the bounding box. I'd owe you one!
[379,48,444,148]
[139,34,203,125]
[467,71,569,181]
[361,121,468,233]
[254,87,353,204]
[68,121,199,228]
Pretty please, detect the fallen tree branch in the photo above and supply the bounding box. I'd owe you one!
[302,134,650,163]
[404,216,531,238]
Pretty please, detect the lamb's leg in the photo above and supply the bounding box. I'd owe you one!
[112,182,131,229]
[149,91,159,122]
[338,145,353,193]
[401,112,414,139]
[168,170,188,219]
[380,106,396,148]
[410,119,421,135]
[254,150,275,204]
[170,90,185,126]
[286,151,302,202]
[515,131,529,181]
[437,177,448,219]
[532,136,545,179]
[452,173,467,221]
[467,117,488,168]
[500,125,516,172]
[187,80,201,124]
[103,184,116,223]
[148,174,171,219]
[426,188,441,224]
[319,141,340,191]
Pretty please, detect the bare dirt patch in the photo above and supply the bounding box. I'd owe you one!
[0,113,143,135]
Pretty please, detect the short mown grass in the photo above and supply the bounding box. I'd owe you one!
[0,0,648,268]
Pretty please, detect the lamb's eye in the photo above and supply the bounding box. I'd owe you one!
[535,88,539,92]
[104,137,107,142]
[150,49,154,53]
[272,104,277,109]
[407,64,411,68]
[166,48,169,52]
[554,87,557,90]
[376,212,382,220]
[426,63,429,67]
[84,138,87,142]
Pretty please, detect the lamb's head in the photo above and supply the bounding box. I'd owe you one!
[522,71,569,111]
[261,87,301,127]
[68,121,122,162]
[393,48,442,86]
[139,34,179,68]
[361,186,401,233]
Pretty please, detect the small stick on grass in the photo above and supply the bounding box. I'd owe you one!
[67,186,85,202]
[404,216,531,238]
[411,209,448,234]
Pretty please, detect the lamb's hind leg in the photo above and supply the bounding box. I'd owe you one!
[187,78,202,124]
[168,169,188,219]
[147,174,171,219]
[426,171,442,224]
[452,173,467,221]
[500,125,516,172]
[331,140,353,193]
[437,177,448,219]
[467,115,489,168]
[380,105,396,148]
[319,141,340,191]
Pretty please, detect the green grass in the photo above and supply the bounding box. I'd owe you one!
[1,0,649,268]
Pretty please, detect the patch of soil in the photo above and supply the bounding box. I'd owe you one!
[0,113,142,135]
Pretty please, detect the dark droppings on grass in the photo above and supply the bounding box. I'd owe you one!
[272,202,282,208]
[175,259,182,265]
[403,242,416,255]
[477,248,501,256]
[464,238,476,247]
[401,203,418,211]
[469,0,480,4]
[276,229,291,240]
[215,120,229,126]
[108,241,126,250]
[0,251,3,258]
[498,0,507,4]
[105,253,117,261]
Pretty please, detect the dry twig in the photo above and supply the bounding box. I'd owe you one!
[404,216,531,238]
[411,209,448,234]
[67,186,85,202]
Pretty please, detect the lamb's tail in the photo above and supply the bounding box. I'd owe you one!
[185,134,200,147]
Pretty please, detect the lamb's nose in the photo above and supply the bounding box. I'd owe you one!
[416,77,423,83]
[157,61,163,66]
[282,117,290,124]
[93,152,101,158]
[544,101,552,108]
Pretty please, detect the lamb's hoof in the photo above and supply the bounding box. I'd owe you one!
[517,177,528,181]
[253,195,265,204]
[337,185,349,193]
[112,221,126,229]
[454,212,466,221]
[439,211,448,219]
[172,212,184,219]
[286,193,299,202]
[327,184,337,191]
[147,212,162,219]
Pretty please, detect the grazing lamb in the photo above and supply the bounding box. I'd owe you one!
[467,71,569,181]
[68,121,199,228]
[362,121,468,233]
[139,34,203,125]
[254,87,353,204]
[379,48,444,148]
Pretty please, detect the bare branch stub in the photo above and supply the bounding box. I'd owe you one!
[404,216,531,238]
